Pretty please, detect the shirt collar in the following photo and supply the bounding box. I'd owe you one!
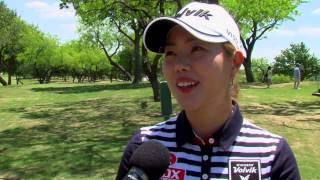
[176,101,243,149]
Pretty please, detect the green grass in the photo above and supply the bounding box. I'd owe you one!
[0,79,319,179]
[238,82,320,179]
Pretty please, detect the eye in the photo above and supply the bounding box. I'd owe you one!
[191,45,206,53]
[164,50,176,57]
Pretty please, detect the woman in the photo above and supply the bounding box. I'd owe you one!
[117,2,300,180]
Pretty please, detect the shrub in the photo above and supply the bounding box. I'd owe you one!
[272,74,291,84]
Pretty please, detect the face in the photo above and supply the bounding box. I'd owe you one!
[163,26,239,111]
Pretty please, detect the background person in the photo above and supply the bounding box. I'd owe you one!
[266,66,272,88]
[294,64,301,89]
[116,2,300,180]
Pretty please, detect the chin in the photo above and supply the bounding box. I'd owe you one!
[178,100,200,112]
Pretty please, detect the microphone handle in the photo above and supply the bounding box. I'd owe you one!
[123,166,149,180]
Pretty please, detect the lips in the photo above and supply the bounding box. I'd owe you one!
[176,77,199,93]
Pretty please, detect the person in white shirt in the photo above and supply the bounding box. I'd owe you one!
[293,64,301,89]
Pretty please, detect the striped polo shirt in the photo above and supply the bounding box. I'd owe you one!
[116,104,300,180]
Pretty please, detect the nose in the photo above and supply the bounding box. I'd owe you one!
[174,56,191,72]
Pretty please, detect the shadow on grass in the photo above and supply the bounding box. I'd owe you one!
[31,83,151,94]
[239,82,266,89]
[241,100,320,116]
[0,96,163,179]
[296,118,320,123]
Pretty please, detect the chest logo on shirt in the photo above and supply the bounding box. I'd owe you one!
[228,159,261,180]
[161,153,185,180]
[170,153,177,165]
[160,167,186,180]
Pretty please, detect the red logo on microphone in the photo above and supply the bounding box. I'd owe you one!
[169,153,177,165]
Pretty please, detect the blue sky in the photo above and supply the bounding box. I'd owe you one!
[2,0,320,63]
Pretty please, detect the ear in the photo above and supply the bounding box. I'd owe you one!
[233,51,244,68]
[231,51,244,79]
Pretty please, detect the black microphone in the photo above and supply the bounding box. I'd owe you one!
[123,140,170,180]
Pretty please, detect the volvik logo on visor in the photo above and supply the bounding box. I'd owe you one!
[175,8,213,20]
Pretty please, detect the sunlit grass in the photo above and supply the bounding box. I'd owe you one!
[0,80,319,179]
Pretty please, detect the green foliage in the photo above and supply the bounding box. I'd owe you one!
[222,0,303,39]
[15,24,111,83]
[0,1,17,50]
[0,1,28,85]
[221,0,305,82]
[271,74,291,84]
[236,69,247,84]
[251,58,270,82]
[59,0,189,99]
[116,47,133,73]
[273,42,320,80]
[61,40,112,82]
[17,25,61,83]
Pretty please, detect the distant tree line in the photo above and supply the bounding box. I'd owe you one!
[1,0,315,102]
[0,1,123,85]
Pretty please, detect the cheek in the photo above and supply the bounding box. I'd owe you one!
[162,61,174,80]
[199,57,232,83]
[162,62,177,92]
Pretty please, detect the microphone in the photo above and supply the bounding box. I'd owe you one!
[123,140,170,180]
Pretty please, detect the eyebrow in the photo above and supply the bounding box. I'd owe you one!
[165,37,198,47]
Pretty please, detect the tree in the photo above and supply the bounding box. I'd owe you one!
[60,1,143,83]
[59,0,187,101]
[273,42,320,80]
[0,1,18,85]
[17,25,62,84]
[222,0,304,82]
[61,39,112,83]
[251,57,270,82]
[78,23,133,81]
[2,18,27,85]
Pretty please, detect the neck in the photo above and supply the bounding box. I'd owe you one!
[186,99,233,139]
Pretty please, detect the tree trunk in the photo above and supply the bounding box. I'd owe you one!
[98,39,132,81]
[142,47,161,101]
[243,56,255,82]
[39,78,45,84]
[243,62,254,82]
[0,55,9,86]
[150,75,160,102]
[7,56,16,85]
[7,62,14,85]
[8,73,11,85]
[44,69,52,84]
[0,75,7,86]
[129,51,133,75]
[132,31,142,84]
[242,39,255,83]
[45,75,51,83]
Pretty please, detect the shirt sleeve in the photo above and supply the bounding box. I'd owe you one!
[270,138,301,180]
[115,130,143,180]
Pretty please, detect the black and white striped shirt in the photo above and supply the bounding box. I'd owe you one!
[116,104,300,180]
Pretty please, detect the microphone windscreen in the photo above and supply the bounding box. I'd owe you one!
[129,140,170,179]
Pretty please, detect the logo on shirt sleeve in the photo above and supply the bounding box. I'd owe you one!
[228,159,261,180]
